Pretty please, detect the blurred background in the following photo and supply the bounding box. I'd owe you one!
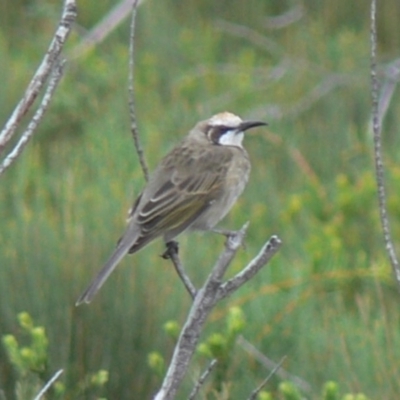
[1,0,400,398]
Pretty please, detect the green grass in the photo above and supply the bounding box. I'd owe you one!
[1,0,400,399]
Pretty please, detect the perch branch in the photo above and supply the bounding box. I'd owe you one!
[162,241,197,299]
[0,0,76,154]
[370,0,400,288]
[154,224,281,400]
[216,235,282,301]
[154,224,248,400]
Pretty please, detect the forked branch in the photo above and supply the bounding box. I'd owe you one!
[128,0,149,181]
[154,227,282,400]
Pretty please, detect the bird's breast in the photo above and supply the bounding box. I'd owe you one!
[191,148,251,230]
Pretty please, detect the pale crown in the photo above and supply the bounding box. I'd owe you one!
[188,111,266,148]
[206,112,245,147]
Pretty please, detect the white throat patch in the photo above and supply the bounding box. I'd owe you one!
[218,130,244,147]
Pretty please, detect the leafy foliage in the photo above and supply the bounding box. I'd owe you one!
[2,312,108,399]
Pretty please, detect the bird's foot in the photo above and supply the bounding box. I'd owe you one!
[161,240,179,259]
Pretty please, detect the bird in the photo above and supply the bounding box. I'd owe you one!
[76,112,267,305]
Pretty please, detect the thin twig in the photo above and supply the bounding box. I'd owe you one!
[33,369,64,400]
[215,20,284,59]
[188,359,218,400]
[370,0,400,288]
[238,336,312,393]
[128,0,149,181]
[71,0,145,59]
[246,357,286,400]
[0,61,66,175]
[0,0,76,154]
[162,242,197,299]
[216,235,282,301]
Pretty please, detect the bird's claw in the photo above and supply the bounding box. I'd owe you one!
[161,240,179,259]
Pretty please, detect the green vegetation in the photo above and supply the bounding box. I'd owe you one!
[1,0,400,398]
[2,312,108,399]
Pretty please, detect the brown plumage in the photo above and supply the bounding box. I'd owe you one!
[76,112,266,305]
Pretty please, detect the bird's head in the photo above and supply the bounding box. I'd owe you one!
[191,112,267,148]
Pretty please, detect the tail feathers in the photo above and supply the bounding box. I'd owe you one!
[76,227,140,305]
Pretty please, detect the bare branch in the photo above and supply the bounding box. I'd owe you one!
[215,20,284,59]
[370,0,400,287]
[188,359,218,400]
[128,0,149,181]
[162,241,197,299]
[216,235,282,301]
[154,225,248,400]
[154,224,281,400]
[70,0,146,59]
[285,74,354,118]
[0,0,76,154]
[0,61,66,176]
[238,336,312,393]
[246,356,286,400]
[33,369,64,400]
[210,222,250,280]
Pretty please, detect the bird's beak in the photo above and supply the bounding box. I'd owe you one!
[239,120,268,132]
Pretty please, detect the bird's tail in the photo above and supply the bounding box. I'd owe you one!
[76,226,140,305]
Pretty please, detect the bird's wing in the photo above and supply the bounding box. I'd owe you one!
[140,173,220,229]
[76,146,233,305]
[129,146,233,250]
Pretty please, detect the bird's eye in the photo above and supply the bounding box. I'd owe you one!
[208,126,230,144]
[218,126,230,135]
